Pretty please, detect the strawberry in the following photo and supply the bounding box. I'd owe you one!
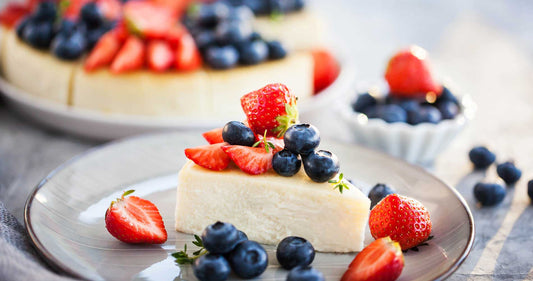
[0,2,32,27]
[123,1,177,39]
[151,0,192,16]
[202,127,224,144]
[175,33,202,71]
[97,0,122,20]
[185,142,230,171]
[110,35,145,73]
[166,24,186,47]
[312,49,340,94]
[105,190,167,244]
[222,145,273,175]
[341,237,404,281]
[240,83,298,137]
[84,30,122,72]
[369,194,432,250]
[385,45,443,98]
[255,134,284,154]
[147,40,174,72]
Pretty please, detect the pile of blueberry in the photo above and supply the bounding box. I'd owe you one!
[184,2,288,69]
[221,0,305,15]
[16,2,113,60]
[188,221,323,281]
[352,87,461,124]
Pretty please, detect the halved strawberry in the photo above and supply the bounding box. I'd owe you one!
[175,33,202,71]
[147,40,174,72]
[202,127,224,144]
[222,145,273,175]
[185,142,230,171]
[97,0,122,20]
[151,0,192,16]
[123,1,177,39]
[341,237,404,281]
[84,31,123,72]
[166,24,186,47]
[255,134,284,153]
[105,190,167,244]
[0,2,32,28]
[312,49,340,94]
[110,35,145,73]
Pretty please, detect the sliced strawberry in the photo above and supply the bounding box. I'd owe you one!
[341,237,404,281]
[123,1,177,39]
[110,35,145,74]
[166,24,186,47]
[202,127,224,144]
[105,190,167,244]
[113,20,130,42]
[175,33,202,71]
[312,48,340,94]
[97,0,122,20]
[151,0,192,16]
[222,145,273,175]
[0,3,32,28]
[185,142,230,171]
[147,40,174,72]
[255,134,284,153]
[84,31,123,72]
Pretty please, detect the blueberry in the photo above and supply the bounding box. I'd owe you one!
[239,40,268,65]
[367,104,407,123]
[267,40,287,60]
[368,183,396,209]
[474,182,506,206]
[195,31,216,50]
[23,21,54,49]
[276,236,315,270]
[244,0,269,14]
[469,146,496,169]
[528,180,533,202]
[437,86,459,105]
[81,2,104,28]
[16,16,33,39]
[205,46,239,69]
[438,101,459,120]
[194,3,230,28]
[56,19,77,36]
[284,124,320,155]
[51,31,87,60]
[387,97,420,114]
[302,150,339,183]
[352,93,377,113]
[228,5,254,22]
[215,20,252,45]
[496,162,522,184]
[193,254,231,281]
[86,27,107,50]
[236,230,248,244]
[287,266,325,281]
[201,221,240,254]
[250,31,262,41]
[273,149,301,177]
[227,240,268,278]
[292,0,306,10]
[34,2,57,22]
[407,105,442,125]
[222,121,255,146]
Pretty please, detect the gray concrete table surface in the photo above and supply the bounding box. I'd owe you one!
[1,0,533,280]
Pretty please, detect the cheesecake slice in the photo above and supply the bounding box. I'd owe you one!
[176,161,370,252]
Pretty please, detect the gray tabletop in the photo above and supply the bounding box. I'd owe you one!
[1,0,533,280]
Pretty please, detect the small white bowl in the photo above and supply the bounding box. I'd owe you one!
[338,86,476,166]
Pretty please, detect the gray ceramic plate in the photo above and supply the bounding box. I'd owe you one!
[24,132,474,281]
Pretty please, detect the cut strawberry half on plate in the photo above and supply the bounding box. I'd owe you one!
[202,127,224,144]
[84,31,123,72]
[341,237,404,281]
[105,190,167,244]
[185,142,230,171]
[312,48,340,94]
[110,35,145,73]
[222,145,273,175]
[175,33,202,71]
[147,40,174,72]
[124,1,177,39]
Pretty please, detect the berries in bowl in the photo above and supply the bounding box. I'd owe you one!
[339,45,476,166]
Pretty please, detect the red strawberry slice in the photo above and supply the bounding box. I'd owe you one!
[202,127,224,144]
[385,46,442,98]
[341,237,404,281]
[110,35,145,74]
[175,33,202,71]
[151,0,192,16]
[222,145,273,175]
[240,83,298,137]
[0,2,32,27]
[97,0,122,20]
[105,190,167,244]
[147,40,174,72]
[312,49,340,94]
[84,31,123,72]
[185,142,230,171]
[255,134,284,153]
[124,1,177,39]
[369,194,432,250]
[166,24,186,47]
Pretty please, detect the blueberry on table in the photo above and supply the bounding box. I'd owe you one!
[227,240,268,278]
[222,121,255,146]
[239,40,269,65]
[302,150,340,183]
[407,105,442,125]
[81,2,104,28]
[368,183,396,209]
[474,182,506,206]
[286,266,325,281]
[283,124,320,155]
[23,21,54,49]
[528,180,533,202]
[267,40,287,60]
[193,254,231,281]
[201,221,240,254]
[469,146,496,169]
[276,236,315,269]
[33,2,57,22]
[352,93,377,113]
[438,100,459,120]
[205,45,239,69]
[215,20,252,45]
[51,31,87,60]
[273,149,301,177]
[496,162,522,184]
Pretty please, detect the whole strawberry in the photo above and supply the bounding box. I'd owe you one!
[385,45,442,98]
[369,194,431,250]
[240,83,298,137]
[105,190,168,244]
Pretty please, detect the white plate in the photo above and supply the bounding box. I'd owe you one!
[25,132,474,281]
